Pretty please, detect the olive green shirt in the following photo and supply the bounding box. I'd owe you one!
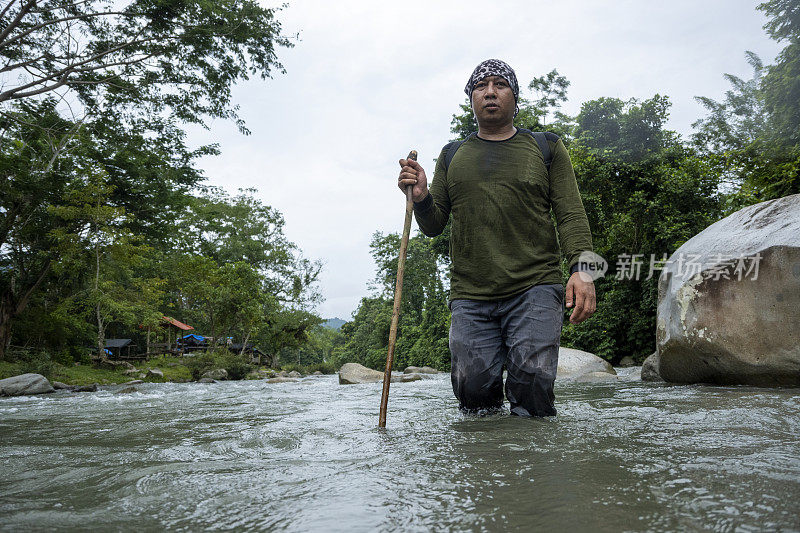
[413,130,592,301]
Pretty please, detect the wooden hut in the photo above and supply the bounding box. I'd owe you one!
[145,316,194,356]
[104,339,138,359]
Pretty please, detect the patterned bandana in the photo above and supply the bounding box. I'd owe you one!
[464,59,520,102]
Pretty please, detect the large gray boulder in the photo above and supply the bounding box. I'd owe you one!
[338,363,384,384]
[556,347,616,380]
[656,194,800,386]
[0,373,55,396]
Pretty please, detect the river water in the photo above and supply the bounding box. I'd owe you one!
[1,370,799,532]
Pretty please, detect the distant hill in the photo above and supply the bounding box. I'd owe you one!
[322,317,346,331]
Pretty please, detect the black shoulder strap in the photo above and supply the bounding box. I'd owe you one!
[443,132,476,171]
[443,130,559,172]
[519,129,559,172]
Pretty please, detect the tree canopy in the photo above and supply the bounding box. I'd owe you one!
[0,0,320,364]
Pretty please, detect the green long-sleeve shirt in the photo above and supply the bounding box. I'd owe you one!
[413,130,593,301]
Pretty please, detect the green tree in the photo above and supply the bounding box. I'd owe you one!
[563,96,721,362]
[0,0,294,358]
[179,188,321,309]
[0,0,292,131]
[335,231,451,371]
[693,1,800,204]
[49,168,163,358]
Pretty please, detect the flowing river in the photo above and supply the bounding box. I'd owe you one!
[1,370,799,532]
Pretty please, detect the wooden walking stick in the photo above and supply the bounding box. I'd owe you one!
[379,149,418,428]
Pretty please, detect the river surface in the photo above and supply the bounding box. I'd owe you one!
[1,370,799,532]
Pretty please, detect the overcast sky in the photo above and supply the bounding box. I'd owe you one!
[185,0,783,321]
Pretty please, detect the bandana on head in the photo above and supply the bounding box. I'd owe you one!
[464,59,520,102]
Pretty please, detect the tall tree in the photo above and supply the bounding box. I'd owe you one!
[693,1,800,204]
[0,0,292,131]
[49,167,163,358]
[563,95,721,361]
[0,0,294,358]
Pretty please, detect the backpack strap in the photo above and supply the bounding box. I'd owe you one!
[443,132,476,171]
[519,129,559,172]
[443,130,559,172]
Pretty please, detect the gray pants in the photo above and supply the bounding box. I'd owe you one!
[449,283,564,417]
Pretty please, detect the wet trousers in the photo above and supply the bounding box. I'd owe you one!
[449,283,564,417]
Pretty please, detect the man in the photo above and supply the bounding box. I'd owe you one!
[397,59,595,417]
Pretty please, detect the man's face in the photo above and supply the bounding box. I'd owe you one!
[471,75,516,127]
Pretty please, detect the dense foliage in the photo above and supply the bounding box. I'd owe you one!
[336,1,797,369]
[0,0,325,365]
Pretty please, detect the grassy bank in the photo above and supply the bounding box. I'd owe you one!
[0,354,337,386]
[0,356,192,386]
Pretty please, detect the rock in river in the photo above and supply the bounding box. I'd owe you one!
[575,371,619,383]
[656,194,800,386]
[641,352,664,382]
[339,363,383,384]
[0,373,55,396]
[403,366,439,374]
[201,369,228,381]
[556,348,616,380]
[267,377,298,384]
[338,363,437,384]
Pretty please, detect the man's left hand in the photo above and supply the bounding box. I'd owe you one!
[565,272,596,324]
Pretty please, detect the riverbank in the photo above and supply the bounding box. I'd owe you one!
[0,356,336,387]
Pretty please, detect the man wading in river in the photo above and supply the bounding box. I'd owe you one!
[397,59,595,417]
